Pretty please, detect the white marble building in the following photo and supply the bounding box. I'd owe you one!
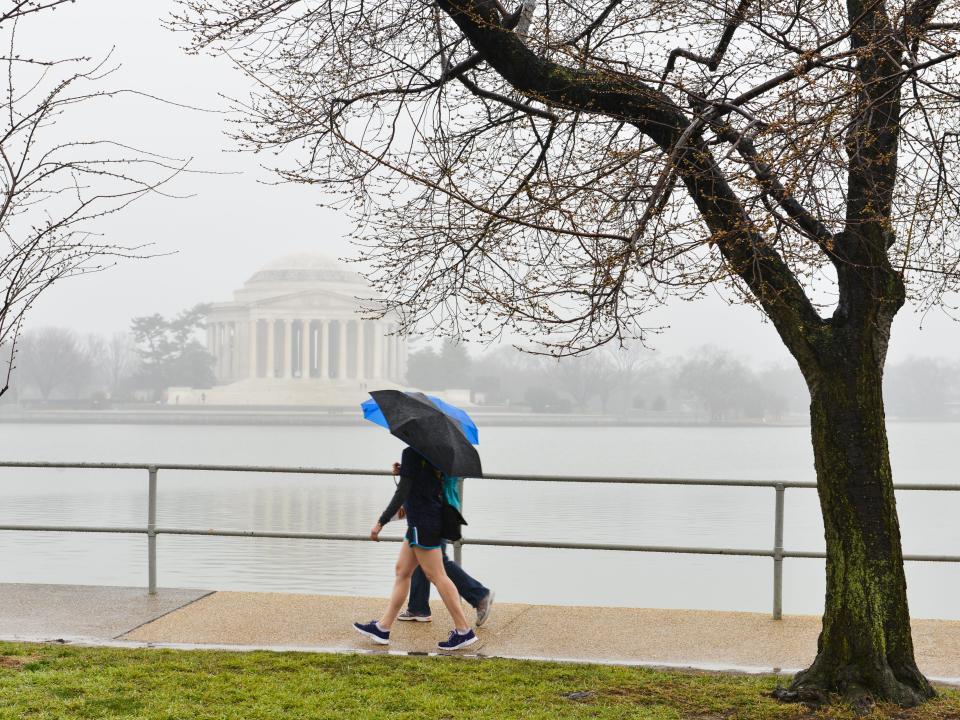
[174,253,407,406]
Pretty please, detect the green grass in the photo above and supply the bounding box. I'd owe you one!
[1,641,958,719]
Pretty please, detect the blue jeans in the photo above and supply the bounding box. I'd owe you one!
[408,541,489,615]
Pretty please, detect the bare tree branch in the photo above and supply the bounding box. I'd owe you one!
[0,17,187,398]
[169,0,960,358]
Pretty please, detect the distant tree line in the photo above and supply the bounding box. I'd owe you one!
[6,326,957,420]
[408,343,960,421]
[3,305,215,404]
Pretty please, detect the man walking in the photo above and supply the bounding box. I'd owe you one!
[384,461,495,626]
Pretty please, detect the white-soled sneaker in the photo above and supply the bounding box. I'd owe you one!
[475,590,495,627]
[353,620,390,645]
[438,628,477,651]
[398,609,432,622]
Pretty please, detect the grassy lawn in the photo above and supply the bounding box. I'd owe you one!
[1,642,958,719]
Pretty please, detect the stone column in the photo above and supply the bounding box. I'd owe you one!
[222,322,230,381]
[385,326,395,380]
[395,326,402,380]
[319,320,330,379]
[212,323,219,380]
[224,323,232,380]
[392,327,401,382]
[248,319,258,378]
[207,323,216,380]
[233,320,247,382]
[266,320,275,378]
[393,329,400,380]
[355,321,366,381]
[282,319,293,378]
[230,322,237,380]
[234,321,244,379]
[217,323,226,381]
[337,319,348,380]
[300,320,311,379]
[372,324,383,380]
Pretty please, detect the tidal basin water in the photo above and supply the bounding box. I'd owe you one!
[0,421,958,618]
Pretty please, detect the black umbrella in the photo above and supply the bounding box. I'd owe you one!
[365,390,483,477]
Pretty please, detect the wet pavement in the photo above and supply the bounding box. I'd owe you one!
[2,583,959,684]
[0,583,210,643]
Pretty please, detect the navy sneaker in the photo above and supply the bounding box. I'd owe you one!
[353,620,390,645]
[438,628,477,651]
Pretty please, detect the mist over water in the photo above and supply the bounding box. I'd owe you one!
[1,421,957,619]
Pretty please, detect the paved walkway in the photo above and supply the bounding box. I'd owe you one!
[2,584,959,683]
[0,584,210,642]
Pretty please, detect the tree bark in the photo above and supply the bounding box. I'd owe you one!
[777,331,935,707]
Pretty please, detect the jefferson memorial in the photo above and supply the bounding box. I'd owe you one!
[173,253,407,406]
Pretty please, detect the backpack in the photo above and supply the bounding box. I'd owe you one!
[440,474,468,542]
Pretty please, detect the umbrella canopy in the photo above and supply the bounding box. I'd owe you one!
[362,392,479,445]
[361,390,483,477]
[410,392,479,445]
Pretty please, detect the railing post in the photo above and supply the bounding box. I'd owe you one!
[453,476,464,565]
[148,465,158,595]
[772,482,785,620]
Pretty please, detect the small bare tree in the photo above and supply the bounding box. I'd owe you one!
[104,331,140,399]
[0,8,185,397]
[16,326,92,400]
[173,0,960,705]
[604,342,652,410]
[554,353,618,411]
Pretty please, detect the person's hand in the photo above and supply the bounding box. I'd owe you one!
[370,522,383,541]
[391,462,401,476]
[397,507,406,520]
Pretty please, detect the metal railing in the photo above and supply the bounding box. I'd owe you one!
[1,460,958,620]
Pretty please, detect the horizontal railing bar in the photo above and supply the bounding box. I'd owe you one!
[2,461,959,491]
[783,550,960,563]
[157,528,402,542]
[153,533,960,563]
[462,538,775,556]
[156,465,393,476]
[865,483,960,491]
[0,524,145,534]
[0,461,394,476]
[162,528,774,556]
[481,474,818,487]
[3,523,958,563]
[784,550,827,559]
[0,461,155,470]
[902,554,960,563]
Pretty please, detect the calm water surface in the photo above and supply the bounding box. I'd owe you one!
[0,422,957,618]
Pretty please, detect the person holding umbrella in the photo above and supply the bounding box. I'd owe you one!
[353,391,483,651]
[380,461,494,626]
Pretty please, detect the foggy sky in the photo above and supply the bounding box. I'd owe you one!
[19,1,960,367]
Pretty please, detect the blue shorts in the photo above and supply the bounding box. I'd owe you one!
[405,525,442,550]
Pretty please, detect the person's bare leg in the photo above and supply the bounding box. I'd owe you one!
[379,542,418,629]
[414,546,470,631]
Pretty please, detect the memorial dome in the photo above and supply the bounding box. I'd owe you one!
[246,252,363,286]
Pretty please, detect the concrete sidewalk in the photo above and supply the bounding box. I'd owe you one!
[2,584,959,683]
[0,584,210,643]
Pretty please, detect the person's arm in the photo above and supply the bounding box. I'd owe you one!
[370,474,412,540]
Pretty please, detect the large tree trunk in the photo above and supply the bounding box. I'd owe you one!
[778,340,935,707]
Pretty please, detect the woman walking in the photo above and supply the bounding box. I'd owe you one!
[353,446,478,650]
